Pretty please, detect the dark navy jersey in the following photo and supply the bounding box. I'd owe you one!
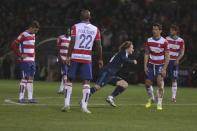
[103,50,135,75]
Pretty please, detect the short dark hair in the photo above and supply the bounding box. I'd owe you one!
[29,20,40,28]
[80,9,91,20]
[170,24,179,31]
[153,23,162,30]
[119,41,133,51]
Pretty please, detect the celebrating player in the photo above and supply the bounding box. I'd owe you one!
[144,23,169,110]
[166,24,185,102]
[11,20,40,103]
[57,28,71,94]
[61,10,103,113]
[90,41,137,107]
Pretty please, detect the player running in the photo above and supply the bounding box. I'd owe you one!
[144,23,170,110]
[57,28,71,94]
[61,10,103,113]
[166,24,185,102]
[90,41,137,107]
[11,20,40,103]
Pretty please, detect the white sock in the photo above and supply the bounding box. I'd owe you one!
[81,84,90,109]
[58,78,64,92]
[172,81,177,99]
[27,80,33,100]
[19,79,27,100]
[157,82,164,105]
[64,82,72,106]
[146,85,155,100]
[158,98,163,105]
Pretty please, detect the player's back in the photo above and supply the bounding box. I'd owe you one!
[71,22,100,63]
[57,35,71,61]
[104,51,128,74]
[17,31,35,62]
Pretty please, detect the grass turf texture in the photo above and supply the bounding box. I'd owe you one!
[0,80,197,131]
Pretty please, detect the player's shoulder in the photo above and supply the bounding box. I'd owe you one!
[177,36,184,42]
[58,35,71,40]
[166,36,184,42]
[147,36,166,43]
[58,35,65,39]
[76,22,98,30]
[166,36,171,40]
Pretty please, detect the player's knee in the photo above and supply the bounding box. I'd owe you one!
[117,80,128,88]
[145,79,152,87]
[83,80,90,85]
[157,76,163,87]
[67,77,72,82]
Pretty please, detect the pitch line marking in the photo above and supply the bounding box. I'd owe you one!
[4,99,27,106]
[2,99,197,107]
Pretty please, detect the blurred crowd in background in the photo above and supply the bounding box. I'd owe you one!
[0,0,197,86]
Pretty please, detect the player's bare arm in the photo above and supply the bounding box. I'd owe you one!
[66,36,75,65]
[175,44,185,65]
[161,51,170,77]
[144,49,149,75]
[95,40,103,68]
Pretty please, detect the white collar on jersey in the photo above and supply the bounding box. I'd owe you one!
[152,36,161,41]
[126,51,129,58]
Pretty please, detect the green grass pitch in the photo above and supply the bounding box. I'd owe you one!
[0,80,197,131]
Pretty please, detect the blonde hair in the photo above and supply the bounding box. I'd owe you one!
[119,41,133,51]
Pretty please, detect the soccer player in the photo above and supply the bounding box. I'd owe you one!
[166,24,185,102]
[11,20,40,103]
[57,28,71,94]
[62,10,103,113]
[144,23,170,110]
[90,41,137,107]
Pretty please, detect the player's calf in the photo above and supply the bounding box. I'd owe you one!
[90,84,101,96]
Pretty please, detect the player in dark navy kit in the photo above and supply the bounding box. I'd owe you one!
[90,41,137,107]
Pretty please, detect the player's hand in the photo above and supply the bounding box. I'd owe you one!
[98,59,103,69]
[62,60,67,65]
[20,54,28,59]
[133,60,137,64]
[160,68,166,77]
[65,57,71,65]
[174,60,179,65]
[144,66,148,75]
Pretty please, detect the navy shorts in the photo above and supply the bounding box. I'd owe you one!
[19,62,36,78]
[167,60,179,80]
[146,63,164,81]
[67,61,92,80]
[96,70,122,87]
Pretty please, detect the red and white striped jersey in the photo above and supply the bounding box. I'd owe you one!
[144,37,169,65]
[12,31,36,62]
[70,22,101,63]
[57,35,71,61]
[166,36,185,60]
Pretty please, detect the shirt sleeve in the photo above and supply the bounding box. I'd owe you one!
[164,40,169,52]
[15,33,24,43]
[180,40,185,49]
[144,41,149,51]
